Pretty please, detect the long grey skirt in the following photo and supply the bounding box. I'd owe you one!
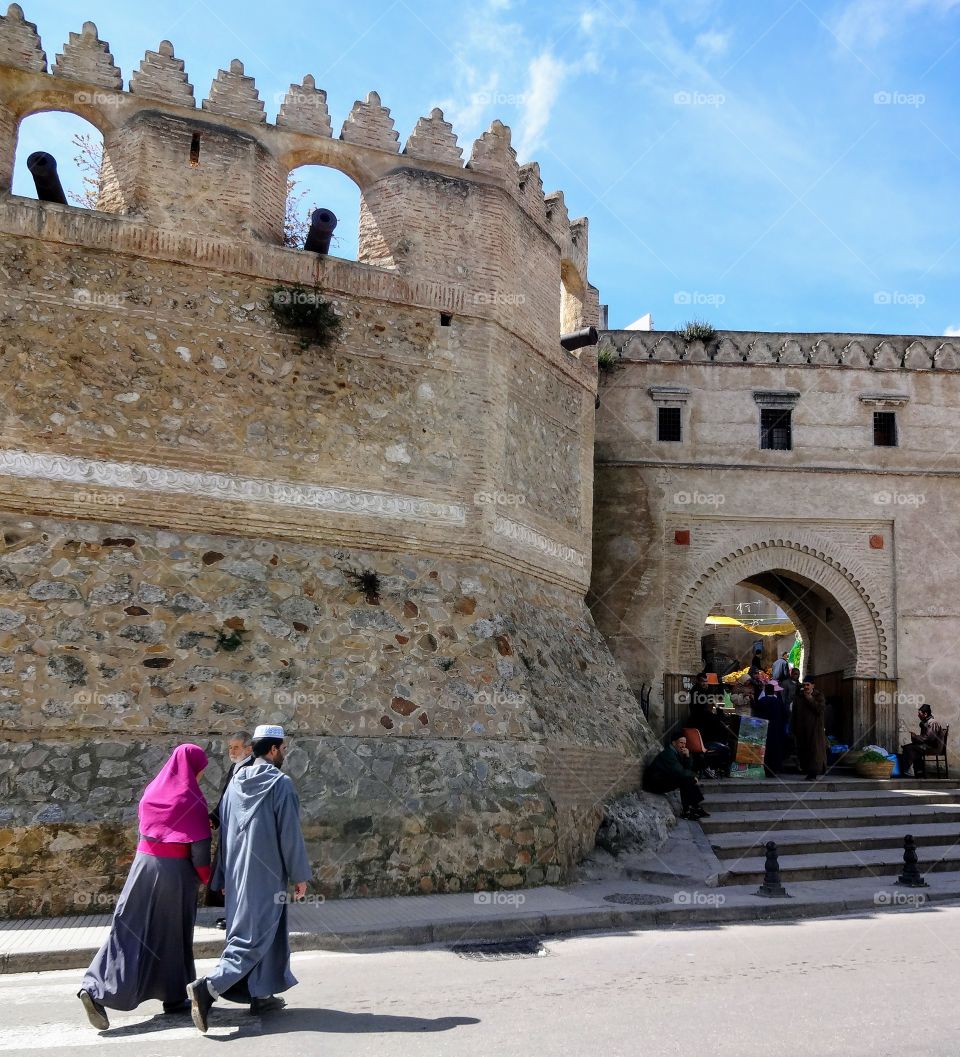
[82,852,199,1010]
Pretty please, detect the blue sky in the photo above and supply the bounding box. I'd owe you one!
[10,0,960,336]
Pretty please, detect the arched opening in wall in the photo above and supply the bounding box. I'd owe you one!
[283,164,361,259]
[696,571,868,754]
[560,260,585,342]
[12,111,108,210]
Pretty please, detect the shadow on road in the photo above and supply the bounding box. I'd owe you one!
[97,1007,480,1038]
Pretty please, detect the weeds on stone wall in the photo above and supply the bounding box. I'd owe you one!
[677,319,717,343]
[597,346,618,372]
[343,567,382,605]
[268,283,342,350]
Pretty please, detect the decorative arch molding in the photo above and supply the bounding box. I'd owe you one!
[669,536,890,678]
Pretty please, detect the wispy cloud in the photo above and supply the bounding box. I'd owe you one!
[945,324,960,336]
[694,29,732,57]
[831,0,960,50]
[516,52,567,161]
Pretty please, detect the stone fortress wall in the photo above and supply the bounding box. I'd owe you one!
[0,5,657,916]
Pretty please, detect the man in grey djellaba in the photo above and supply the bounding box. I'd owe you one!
[189,724,311,1033]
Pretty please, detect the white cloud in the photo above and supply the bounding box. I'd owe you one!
[515,52,567,161]
[694,29,732,56]
[831,0,960,50]
[944,325,960,336]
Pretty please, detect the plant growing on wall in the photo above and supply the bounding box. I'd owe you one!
[343,567,382,605]
[597,346,618,373]
[268,283,342,350]
[677,319,717,344]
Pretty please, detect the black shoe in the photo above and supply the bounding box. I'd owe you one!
[695,807,711,818]
[215,917,227,930]
[250,995,286,1015]
[805,773,818,781]
[162,999,191,1015]
[78,989,109,1030]
[189,978,215,1034]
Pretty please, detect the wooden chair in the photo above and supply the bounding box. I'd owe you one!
[922,725,950,778]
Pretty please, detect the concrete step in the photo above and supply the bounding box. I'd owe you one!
[710,821,960,860]
[700,804,960,834]
[702,788,960,812]
[701,802,960,832]
[699,778,956,794]
[718,842,960,886]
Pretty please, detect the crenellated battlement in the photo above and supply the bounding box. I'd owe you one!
[604,329,960,371]
[0,4,589,302]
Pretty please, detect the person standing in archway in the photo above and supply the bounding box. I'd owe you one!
[794,676,827,780]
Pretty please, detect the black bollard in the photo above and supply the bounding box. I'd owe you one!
[26,151,68,205]
[755,840,791,898]
[896,834,929,888]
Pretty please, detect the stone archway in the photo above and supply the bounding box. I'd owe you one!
[660,536,896,749]
[670,538,890,678]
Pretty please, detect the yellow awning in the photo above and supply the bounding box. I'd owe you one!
[705,615,796,637]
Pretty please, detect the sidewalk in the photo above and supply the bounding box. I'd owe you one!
[3,821,959,974]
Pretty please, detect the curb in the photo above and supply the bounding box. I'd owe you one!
[4,890,960,974]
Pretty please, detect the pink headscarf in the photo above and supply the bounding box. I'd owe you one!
[138,744,211,843]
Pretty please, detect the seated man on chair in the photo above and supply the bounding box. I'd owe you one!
[899,704,945,778]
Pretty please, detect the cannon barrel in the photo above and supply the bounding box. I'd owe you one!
[304,208,338,255]
[560,326,599,352]
[26,151,68,205]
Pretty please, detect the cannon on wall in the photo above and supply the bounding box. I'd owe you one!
[560,326,599,352]
[304,208,338,255]
[26,151,68,205]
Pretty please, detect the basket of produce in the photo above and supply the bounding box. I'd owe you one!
[853,748,894,779]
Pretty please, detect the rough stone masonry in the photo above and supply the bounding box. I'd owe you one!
[0,7,656,915]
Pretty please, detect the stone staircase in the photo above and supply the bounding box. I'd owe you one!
[698,776,960,889]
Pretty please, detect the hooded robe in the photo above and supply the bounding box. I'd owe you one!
[793,688,828,775]
[207,758,311,1001]
[82,744,211,1010]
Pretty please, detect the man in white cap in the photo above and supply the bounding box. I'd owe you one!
[189,725,311,1033]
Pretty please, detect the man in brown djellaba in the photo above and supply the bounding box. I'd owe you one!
[793,675,827,781]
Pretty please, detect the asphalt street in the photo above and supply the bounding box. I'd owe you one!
[1,906,955,1057]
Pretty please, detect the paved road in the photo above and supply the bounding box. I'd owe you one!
[1,908,953,1056]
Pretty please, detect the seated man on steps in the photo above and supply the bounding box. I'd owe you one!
[899,704,945,778]
[643,734,710,820]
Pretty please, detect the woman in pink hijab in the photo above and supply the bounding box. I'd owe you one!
[77,744,212,1030]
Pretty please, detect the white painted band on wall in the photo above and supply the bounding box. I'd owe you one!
[494,514,586,568]
[0,449,466,525]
